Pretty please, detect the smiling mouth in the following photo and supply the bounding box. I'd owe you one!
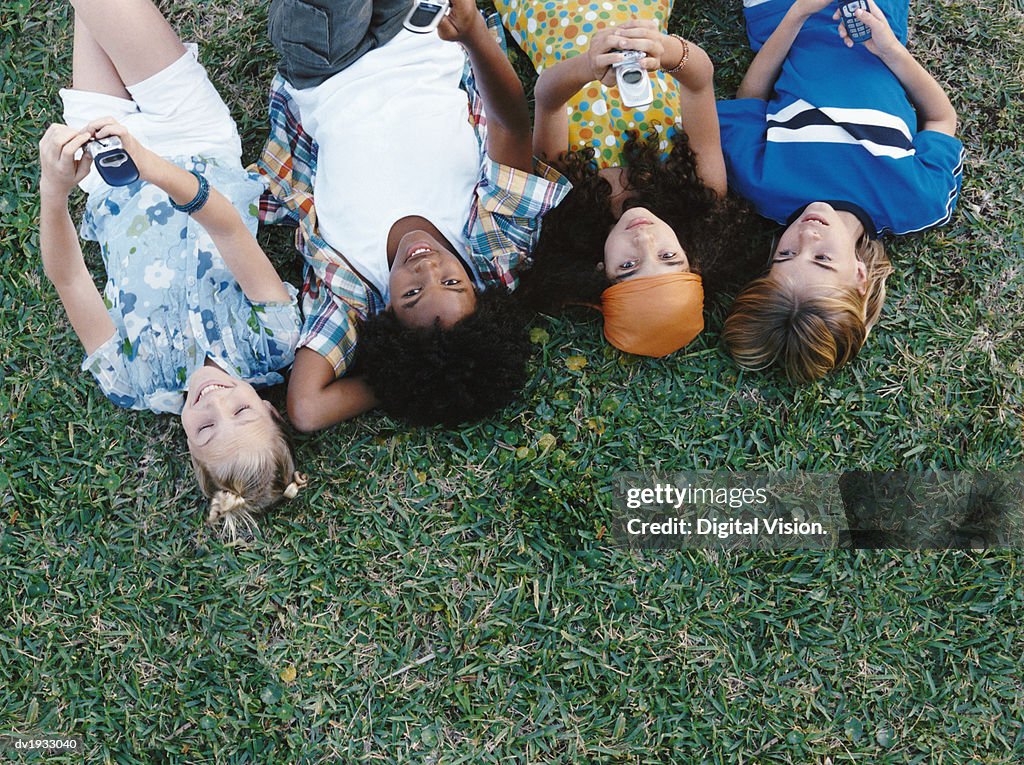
[801,215,829,226]
[194,381,232,403]
[405,244,436,263]
[626,218,653,231]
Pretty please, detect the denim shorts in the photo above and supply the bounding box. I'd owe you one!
[268,0,410,89]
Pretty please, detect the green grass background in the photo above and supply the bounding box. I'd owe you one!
[2,0,1024,762]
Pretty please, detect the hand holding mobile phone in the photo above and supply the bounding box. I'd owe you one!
[403,0,450,33]
[839,0,872,43]
[613,50,654,109]
[86,136,140,187]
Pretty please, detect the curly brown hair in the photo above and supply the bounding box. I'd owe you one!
[515,130,764,312]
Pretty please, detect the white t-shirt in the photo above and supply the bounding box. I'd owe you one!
[285,30,481,301]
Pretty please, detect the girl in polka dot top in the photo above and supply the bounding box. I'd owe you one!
[500,1,761,356]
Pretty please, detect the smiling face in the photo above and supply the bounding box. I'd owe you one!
[388,231,477,329]
[770,202,868,295]
[602,207,690,283]
[181,366,280,464]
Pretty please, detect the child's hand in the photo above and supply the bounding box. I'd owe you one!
[586,20,662,87]
[38,124,93,197]
[793,0,834,18]
[82,116,158,181]
[437,0,486,44]
[835,0,901,56]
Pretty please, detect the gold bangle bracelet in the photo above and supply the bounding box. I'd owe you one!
[663,34,689,74]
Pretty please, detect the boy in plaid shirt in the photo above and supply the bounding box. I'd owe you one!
[257,0,570,430]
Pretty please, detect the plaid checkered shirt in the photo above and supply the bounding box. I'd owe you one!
[253,20,570,377]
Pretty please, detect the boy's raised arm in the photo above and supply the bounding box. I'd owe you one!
[840,0,957,135]
[736,0,833,100]
[438,0,533,172]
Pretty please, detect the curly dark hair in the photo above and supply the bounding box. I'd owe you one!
[516,129,765,312]
[356,290,531,427]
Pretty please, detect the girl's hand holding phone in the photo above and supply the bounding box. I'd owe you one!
[39,124,93,198]
[82,117,159,183]
[586,20,662,88]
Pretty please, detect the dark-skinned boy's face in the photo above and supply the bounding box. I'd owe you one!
[388,231,477,328]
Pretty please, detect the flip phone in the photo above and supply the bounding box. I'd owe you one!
[403,0,449,33]
[613,50,654,110]
[86,136,140,187]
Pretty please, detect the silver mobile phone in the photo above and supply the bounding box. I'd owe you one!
[85,136,140,187]
[613,50,654,109]
[403,0,450,33]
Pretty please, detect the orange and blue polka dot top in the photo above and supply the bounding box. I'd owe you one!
[495,0,681,168]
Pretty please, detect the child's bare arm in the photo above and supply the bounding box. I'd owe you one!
[662,35,727,197]
[736,0,833,100]
[532,56,586,163]
[838,0,957,135]
[39,124,116,355]
[439,0,532,172]
[535,21,727,195]
[85,118,292,305]
[286,348,377,432]
[532,24,641,162]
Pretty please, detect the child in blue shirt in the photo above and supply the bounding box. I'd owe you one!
[717,0,963,383]
[40,0,305,535]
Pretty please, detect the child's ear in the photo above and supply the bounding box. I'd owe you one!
[855,260,869,296]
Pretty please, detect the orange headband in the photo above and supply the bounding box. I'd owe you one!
[599,273,704,357]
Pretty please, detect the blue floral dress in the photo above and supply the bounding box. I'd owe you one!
[80,156,301,415]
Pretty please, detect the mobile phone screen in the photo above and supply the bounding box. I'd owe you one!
[409,3,442,26]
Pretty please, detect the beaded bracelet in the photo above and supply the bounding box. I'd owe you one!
[170,170,210,215]
[662,34,690,74]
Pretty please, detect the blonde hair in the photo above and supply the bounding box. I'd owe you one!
[723,235,892,384]
[190,408,306,539]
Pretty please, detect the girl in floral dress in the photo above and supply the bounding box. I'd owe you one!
[39,0,305,535]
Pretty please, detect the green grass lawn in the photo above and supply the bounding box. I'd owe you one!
[3,0,1024,762]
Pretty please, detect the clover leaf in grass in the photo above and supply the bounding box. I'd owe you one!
[530,327,550,344]
[260,685,283,706]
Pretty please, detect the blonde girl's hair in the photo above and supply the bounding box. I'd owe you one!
[723,234,892,384]
[190,408,306,539]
